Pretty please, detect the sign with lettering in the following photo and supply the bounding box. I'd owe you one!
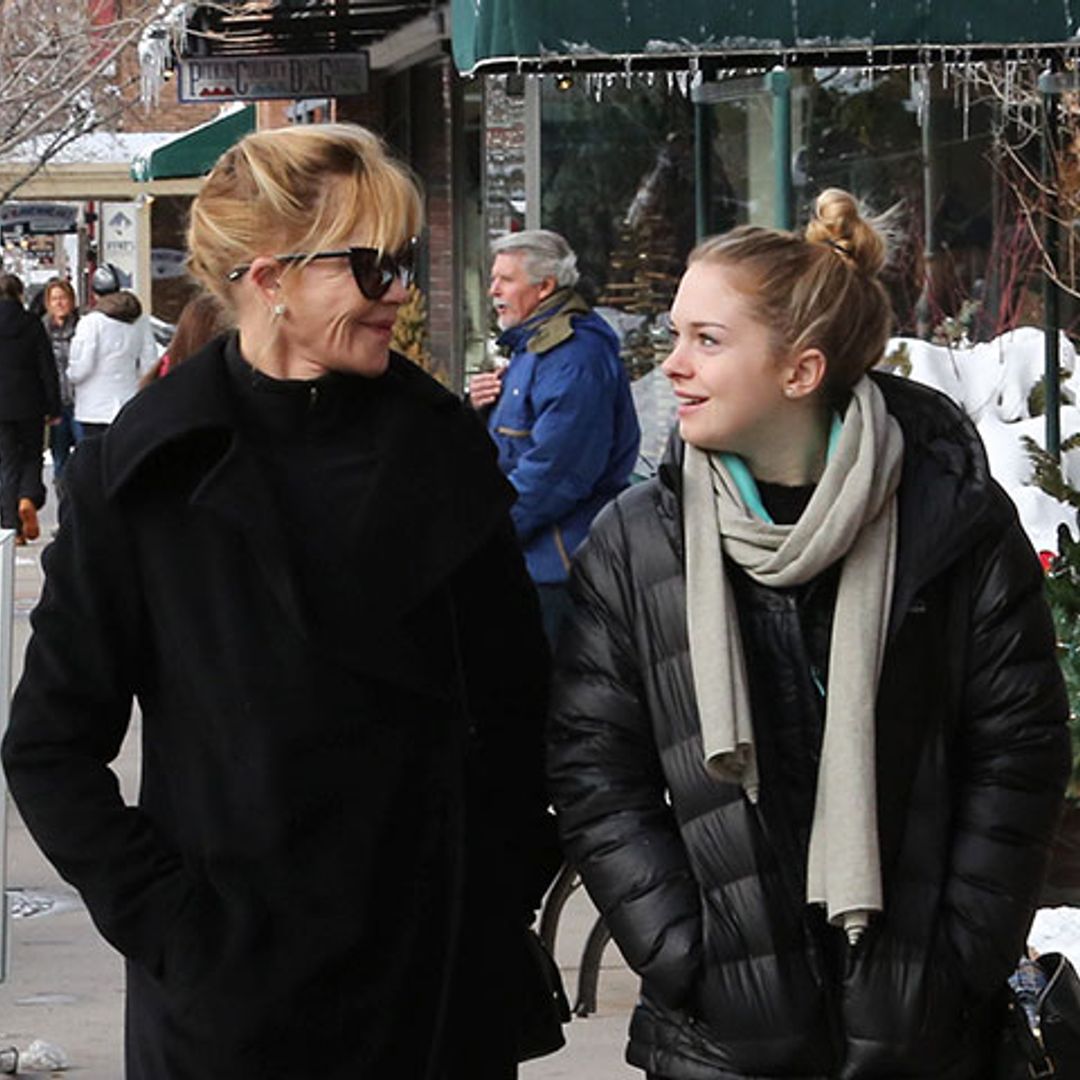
[178,53,370,102]
[99,201,137,290]
[0,202,79,235]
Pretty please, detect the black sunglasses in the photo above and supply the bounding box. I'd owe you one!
[226,237,418,301]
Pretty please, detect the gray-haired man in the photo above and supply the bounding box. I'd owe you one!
[469,229,640,644]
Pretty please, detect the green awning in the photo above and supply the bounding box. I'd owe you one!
[452,0,1079,74]
[130,105,256,182]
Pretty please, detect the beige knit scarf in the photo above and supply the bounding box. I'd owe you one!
[683,376,904,941]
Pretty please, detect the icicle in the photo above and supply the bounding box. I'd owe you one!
[962,64,970,142]
[676,69,689,96]
[137,22,169,109]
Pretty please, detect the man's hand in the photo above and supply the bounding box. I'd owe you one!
[468,368,505,410]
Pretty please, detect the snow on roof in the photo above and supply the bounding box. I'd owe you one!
[1,129,179,167]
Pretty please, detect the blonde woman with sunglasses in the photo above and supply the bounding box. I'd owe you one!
[3,124,557,1080]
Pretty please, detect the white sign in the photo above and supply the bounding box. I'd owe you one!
[0,202,78,235]
[178,53,369,102]
[99,202,137,291]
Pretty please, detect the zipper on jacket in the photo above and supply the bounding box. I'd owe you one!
[308,384,319,410]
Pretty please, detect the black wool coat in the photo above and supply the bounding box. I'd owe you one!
[2,340,556,1080]
[548,373,1070,1079]
[0,298,61,421]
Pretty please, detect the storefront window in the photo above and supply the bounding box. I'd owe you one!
[540,75,694,333]
[472,64,1021,400]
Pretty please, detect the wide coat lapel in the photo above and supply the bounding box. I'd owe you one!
[102,336,513,699]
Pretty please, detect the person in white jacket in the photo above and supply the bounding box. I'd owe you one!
[68,264,158,435]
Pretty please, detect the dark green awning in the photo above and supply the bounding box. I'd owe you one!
[452,0,1079,74]
[130,105,256,181]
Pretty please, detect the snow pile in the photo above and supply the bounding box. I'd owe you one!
[1029,907,1080,969]
[883,328,1080,554]
[627,326,1079,553]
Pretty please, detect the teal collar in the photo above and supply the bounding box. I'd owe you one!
[720,414,843,524]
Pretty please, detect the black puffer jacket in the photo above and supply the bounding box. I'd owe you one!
[548,373,1070,1079]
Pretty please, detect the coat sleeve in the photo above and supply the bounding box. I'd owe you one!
[941,512,1070,995]
[137,317,158,378]
[66,315,97,386]
[450,516,559,921]
[1,439,198,974]
[507,333,627,542]
[548,501,703,1008]
[34,320,61,416]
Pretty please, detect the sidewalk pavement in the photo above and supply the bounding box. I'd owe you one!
[0,483,639,1078]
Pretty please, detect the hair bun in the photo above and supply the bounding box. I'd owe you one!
[805,188,888,276]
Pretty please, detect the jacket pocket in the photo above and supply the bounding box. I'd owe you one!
[841,927,969,1076]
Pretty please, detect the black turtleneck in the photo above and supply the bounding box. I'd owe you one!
[756,479,816,526]
[224,336,380,644]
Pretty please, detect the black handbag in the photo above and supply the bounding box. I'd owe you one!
[517,927,571,1062]
[997,953,1080,1079]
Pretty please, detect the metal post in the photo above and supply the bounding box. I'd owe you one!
[0,529,16,981]
[694,102,713,241]
[1040,68,1062,461]
[766,68,793,230]
[916,66,938,340]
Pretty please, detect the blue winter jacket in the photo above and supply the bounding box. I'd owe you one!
[488,290,640,584]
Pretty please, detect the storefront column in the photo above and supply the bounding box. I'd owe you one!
[135,194,154,314]
[766,68,792,230]
[694,102,713,240]
[524,75,542,229]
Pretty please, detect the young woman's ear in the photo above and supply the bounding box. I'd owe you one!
[782,347,827,400]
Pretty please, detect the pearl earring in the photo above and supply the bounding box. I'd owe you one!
[272,302,286,318]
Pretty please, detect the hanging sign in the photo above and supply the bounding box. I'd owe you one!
[178,53,370,102]
[0,202,79,236]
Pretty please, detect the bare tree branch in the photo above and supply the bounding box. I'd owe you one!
[0,0,168,200]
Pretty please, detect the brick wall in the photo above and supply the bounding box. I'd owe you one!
[411,63,454,381]
[114,1,222,134]
[338,63,458,383]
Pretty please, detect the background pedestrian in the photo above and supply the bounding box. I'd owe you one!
[67,262,157,436]
[40,277,81,492]
[469,229,640,644]
[0,272,60,543]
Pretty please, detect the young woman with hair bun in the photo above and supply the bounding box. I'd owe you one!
[549,188,1070,1078]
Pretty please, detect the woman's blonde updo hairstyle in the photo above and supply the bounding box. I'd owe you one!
[187,123,423,311]
[689,188,893,405]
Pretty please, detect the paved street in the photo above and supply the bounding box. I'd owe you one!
[0,482,639,1077]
